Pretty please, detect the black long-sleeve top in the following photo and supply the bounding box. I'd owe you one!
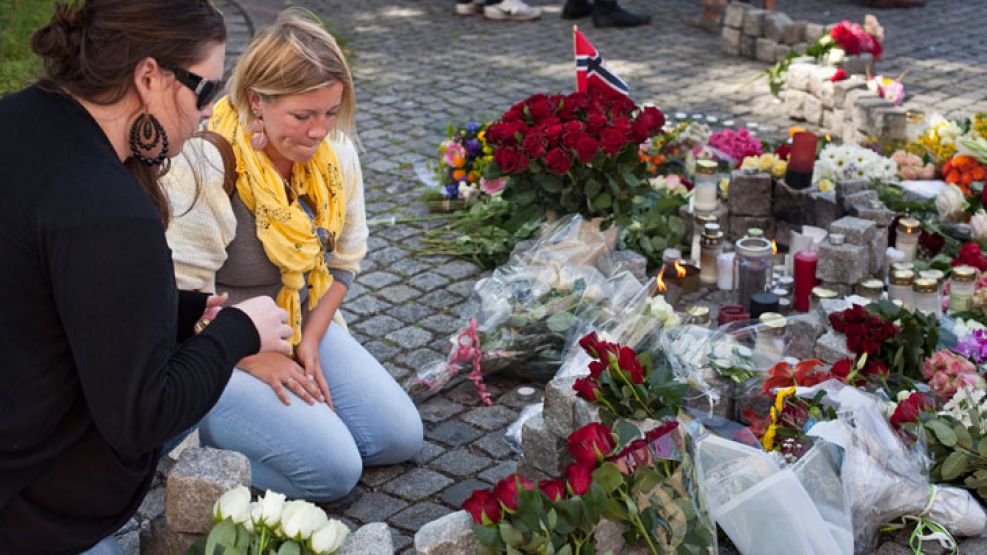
[0,85,260,554]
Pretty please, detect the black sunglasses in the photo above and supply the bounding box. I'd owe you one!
[164,66,222,110]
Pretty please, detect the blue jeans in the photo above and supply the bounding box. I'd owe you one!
[198,322,423,502]
[78,537,122,555]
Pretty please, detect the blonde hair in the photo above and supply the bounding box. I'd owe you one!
[227,8,358,146]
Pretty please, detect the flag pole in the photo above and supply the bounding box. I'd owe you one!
[573,25,578,92]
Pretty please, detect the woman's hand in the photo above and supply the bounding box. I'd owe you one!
[238,352,324,406]
[233,296,293,356]
[194,293,228,334]
[295,336,334,410]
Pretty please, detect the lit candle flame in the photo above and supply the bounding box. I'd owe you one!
[771,240,778,256]
[674,259,687,278]
[657,266,667,293]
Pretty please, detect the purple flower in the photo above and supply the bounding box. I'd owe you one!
[444,183,460,199]
[954,329,987,364]
[466,139,483,157]
[467,122,481,134]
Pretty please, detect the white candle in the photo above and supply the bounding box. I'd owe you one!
[717,252,735,290]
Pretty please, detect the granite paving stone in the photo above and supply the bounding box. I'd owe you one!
[479,461,519,485]
[343,492,408,524]
[381,468,453,500]
[351,314,404,337]
[418,397,466,423]
[426,421,481,447]
[430,449,494,478]
[410,440,445,465]
[440,479,490,508]
[460,405,520,432]
[472,433,515,460]
[390,502,452,532]
[385,326,433,349]
[377,285,422,305]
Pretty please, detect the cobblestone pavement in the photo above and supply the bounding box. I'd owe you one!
[216,1,987,551]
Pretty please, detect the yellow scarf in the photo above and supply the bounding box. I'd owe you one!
[209,97,345,345]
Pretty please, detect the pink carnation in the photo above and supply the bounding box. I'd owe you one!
[480,177,506,195]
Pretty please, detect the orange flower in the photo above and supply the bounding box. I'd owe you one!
[451,155,465,169]
[452,169,466,181]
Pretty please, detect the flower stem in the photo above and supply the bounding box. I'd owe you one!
[613,368,652,417]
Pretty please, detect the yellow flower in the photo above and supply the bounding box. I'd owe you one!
[741,156,760,170]
[719,177,730,198]
[758,154,775,172]
[818,178,834,193]
[789,126,806,137]
[477,130,486,142]
[771,159,788,178]
[762,386,797,451]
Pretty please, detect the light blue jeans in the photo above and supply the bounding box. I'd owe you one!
[198,322,423,502]
[79,537,122,555]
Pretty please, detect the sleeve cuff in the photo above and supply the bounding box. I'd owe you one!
[328,268,355,289]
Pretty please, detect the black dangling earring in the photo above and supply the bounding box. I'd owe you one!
[129,110,169,166]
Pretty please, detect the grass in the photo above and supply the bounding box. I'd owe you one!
[0,0,59,93]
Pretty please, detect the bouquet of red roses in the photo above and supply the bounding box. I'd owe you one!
[483,88,665,223]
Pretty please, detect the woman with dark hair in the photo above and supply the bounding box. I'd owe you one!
[0,1,293,553]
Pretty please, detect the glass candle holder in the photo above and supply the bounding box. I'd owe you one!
[735,237,774,311]
[750,292,780,320]
[809,286,838,313]
[912,278,940,317]
[949,265,976,314]
[895,217,921,262]
[754,312,787,360]
[691,211,718,264]
[793,250,818,312]
[700,223,724,285]
[906,110,927,143]
[694,160,719,212]
[717,252,736,291]
[856,278,885,300]
[889,269,915,310]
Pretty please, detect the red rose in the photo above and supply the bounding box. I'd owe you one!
[637,106,665,133]
[544,124,564,147]
[829,358,853,380]
[627,120,650,146]
[573,376,601,401]
[539,479,567,502]
[864,360,889,377]
[775,143,791,160]
[586,113,608,133]
[522,133,547,159]
[565,463,593,496]
[575,136,600,164]
[829,68,848,82]
[528,98,554,122]
[463,488,502,524]
[494,146,528,174]
[579,332,602,356]
[611,117,630,130]
[871,40,883,60]
[587,359,607,379]
[617,346,644,384]
[600,127,628,155]
[831,23,860,54]
[493,473,534,512]
[567,422,615,465]
[486,122,515,145]
[502,108,522,122]
[544,148,572,175]
[562,131,584,150]
[564,121,585,134]
[644,419,679,442]
[891,392,933,428]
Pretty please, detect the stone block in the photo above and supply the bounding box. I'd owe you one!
[572,397,600,428]
[803,94,824,126]
[728,170,773,216]
[818,241,868,284]
[854,96,893,133]
[594,519,650,555]
[742,8,767,37]
[812,191,841,231]
[791,42,809,54]
[830,216,877,245]
[806,65,834,97]
[784,89,808,120]
[787,312,825,359]
[854,205,896,228]
[876,107,908,141]
[804,22,825,43]
[755,38,778,63]
[164,447,250,534]
[841,189,879,212]
[814,330,853,364]
[783,20,807,44]
[842,53,874,76]
[822,109,837,133]
[835,179,868,207]
[414,511,479,555]
[817,80,836,109]
[520,414,569,477]
[833,75,867,107]
[141,515,201,555]
[740,35,756,58]
[773,179,815,225]
[762,12,793,42]
[723,2,749,28]
[543,376,578,438]
[596,249,648,281]
[774,43,792,63]
[721,26,742,56]
[786,62,813,91]
[870,227,889,276]
[844,88,878,114]
[729,215,776,242]
[339,523,393,555]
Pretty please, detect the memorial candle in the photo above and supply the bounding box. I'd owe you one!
[784,132,817,190]
[793,250,818,312]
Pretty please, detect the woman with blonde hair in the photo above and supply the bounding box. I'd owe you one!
[197,9,423,501]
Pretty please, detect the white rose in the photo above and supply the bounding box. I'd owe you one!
[939,121,963,144]
[827,47,846,65]
[245,502,260,533]
[973,209,987,243]
[936,184,969,221]
[282,501,329,541]
[212,485,251,524]
[259,490,286,527]
[310,520,350,555]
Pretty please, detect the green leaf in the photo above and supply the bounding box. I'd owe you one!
[966,470,987,489]
[499,522,525,547]
[557,545,574,555]
[204,519,236,555]
[592,192,613,212]
[276,541,301,555]
[592,463,623,494]
[615,419,642,447]
[941,450,970,481]
[472,524,502,547]
[954,424,973,448]
[667,216,686,240]
[585,179,602,199]
[927,420,958,447]
[547,312,577,333]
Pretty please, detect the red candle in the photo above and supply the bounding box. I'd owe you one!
[785,132,818,189]
[793,250,818,312]
[717,304,750,326]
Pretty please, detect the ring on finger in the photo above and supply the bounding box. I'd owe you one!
[285,376,294,386]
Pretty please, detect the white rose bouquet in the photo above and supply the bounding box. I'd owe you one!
[203,486,349,555]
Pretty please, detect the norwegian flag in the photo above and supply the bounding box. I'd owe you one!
[574,26,629,96]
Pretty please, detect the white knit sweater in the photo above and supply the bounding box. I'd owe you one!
[163,137,237,293]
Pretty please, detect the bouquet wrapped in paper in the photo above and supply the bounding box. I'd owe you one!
[404,215,642,405]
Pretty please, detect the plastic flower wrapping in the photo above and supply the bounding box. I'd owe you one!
[403,215,645,405]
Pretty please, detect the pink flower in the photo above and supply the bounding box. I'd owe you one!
[480,177,506,195]
[444,141,466,167]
